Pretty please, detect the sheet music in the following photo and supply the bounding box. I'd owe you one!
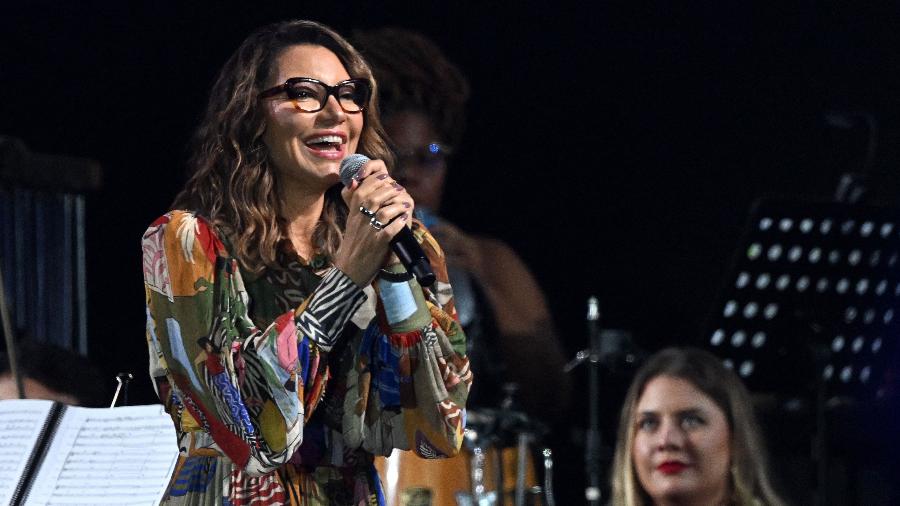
[0,400,56,505]
[24,404,179,506]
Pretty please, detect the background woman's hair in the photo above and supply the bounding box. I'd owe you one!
[610,347,787,506]
[352,27,470,148]
[172,19,394,273]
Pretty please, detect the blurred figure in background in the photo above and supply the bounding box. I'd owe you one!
[0,338,107,406]
[353,28,573,506]
[354,27,571,421]
[611,347,787,506]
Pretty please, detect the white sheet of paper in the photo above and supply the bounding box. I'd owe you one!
[24,403,179,506]
[0,399,56,505]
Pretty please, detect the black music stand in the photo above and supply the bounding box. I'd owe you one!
[703,198,897,399]
[701,197,900,505]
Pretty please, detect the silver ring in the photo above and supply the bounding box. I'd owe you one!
[358,205,376,218]
[369,217,385,230]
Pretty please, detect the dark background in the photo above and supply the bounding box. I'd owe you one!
[3,1,900,503]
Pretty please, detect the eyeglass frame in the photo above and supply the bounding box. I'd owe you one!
[259,77,372,113]
[392,141,454,171]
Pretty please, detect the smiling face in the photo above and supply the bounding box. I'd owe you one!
[632,375,732,506]
[261,44,364,193]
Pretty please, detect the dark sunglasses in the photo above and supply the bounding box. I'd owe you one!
[259,77,371,113]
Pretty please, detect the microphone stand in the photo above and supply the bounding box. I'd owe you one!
[0,258,25,399]
[564,296,603,505]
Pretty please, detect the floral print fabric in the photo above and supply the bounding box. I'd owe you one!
[143,210,471,505]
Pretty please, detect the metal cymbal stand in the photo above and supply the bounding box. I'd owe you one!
[564,297,603,505]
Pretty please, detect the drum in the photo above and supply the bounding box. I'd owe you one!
[375,410,543,506]
[375,446,540,506]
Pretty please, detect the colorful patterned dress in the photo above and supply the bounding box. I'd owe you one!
[142,210,471,505]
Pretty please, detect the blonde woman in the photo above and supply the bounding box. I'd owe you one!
[611,347,787,505]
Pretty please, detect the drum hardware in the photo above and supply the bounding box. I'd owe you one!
[512,433,550,506]
[376,406,550,506]
[451,402,553,506]
[514,433,528,506]
[564,298,638,505]
[459,411,501,506]
[464,430,495,505]
[376,390,554,505]
[541,449,554,506]
[562,297,604,505]
[495,384,550,506]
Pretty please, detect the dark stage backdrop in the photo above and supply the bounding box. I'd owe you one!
[2,1,900,503]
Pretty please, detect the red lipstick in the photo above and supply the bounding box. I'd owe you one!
[657,462,689,475]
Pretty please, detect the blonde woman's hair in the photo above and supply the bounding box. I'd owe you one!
[172,19,394,273]
[611,347,788,506]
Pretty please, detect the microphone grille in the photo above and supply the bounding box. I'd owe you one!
[339,154,370,187]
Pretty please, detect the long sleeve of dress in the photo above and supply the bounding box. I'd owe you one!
[143,211,367,477]
[143,210,472,486]
[341,221,472,459]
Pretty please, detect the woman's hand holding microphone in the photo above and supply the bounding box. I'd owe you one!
[333,158,415,288]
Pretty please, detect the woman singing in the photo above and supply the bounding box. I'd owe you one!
[142,19,471,505]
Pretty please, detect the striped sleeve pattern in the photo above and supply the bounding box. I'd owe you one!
[295,267,366,352]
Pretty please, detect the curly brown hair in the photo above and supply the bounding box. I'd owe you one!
[173,19,394,273]
[352,27,470,148]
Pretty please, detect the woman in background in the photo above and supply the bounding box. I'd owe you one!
[353,27,570,420]
[611,347,787,506]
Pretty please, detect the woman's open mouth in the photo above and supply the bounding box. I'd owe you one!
[305,135,345,158]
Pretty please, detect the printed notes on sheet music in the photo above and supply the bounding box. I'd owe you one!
[0,400,55,505]
[0,400,179,505]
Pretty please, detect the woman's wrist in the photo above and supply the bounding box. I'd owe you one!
[332,256,373,289]
[378,263,413,282]
[377,264,425,327]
